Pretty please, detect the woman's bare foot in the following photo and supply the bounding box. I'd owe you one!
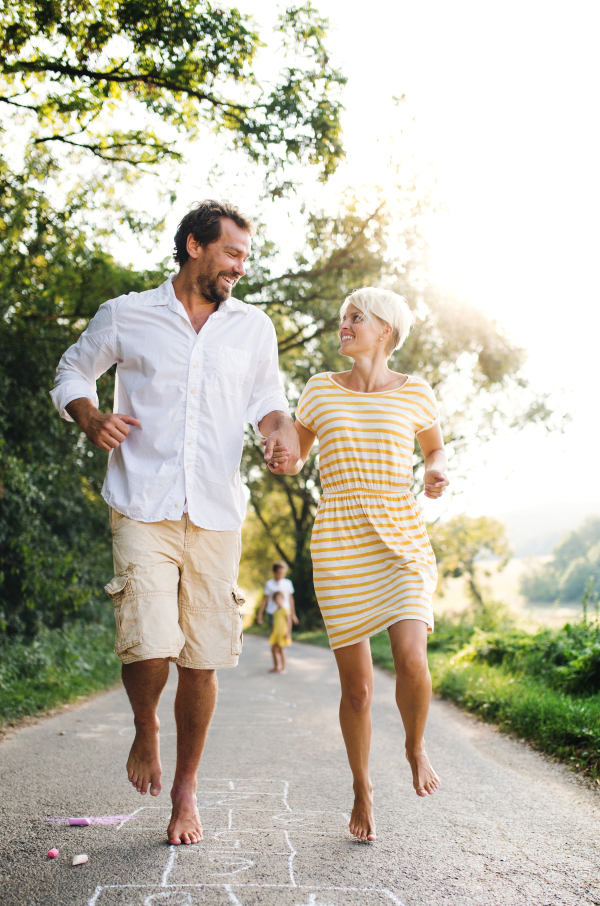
[349,782,376,842]
[127,719,162,796]
[406,746,440,797]
[168,785,203,845]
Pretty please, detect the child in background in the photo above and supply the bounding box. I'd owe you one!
[268,591,292,674]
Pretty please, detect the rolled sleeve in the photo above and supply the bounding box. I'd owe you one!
[244,320,290,434]
[50,300,118,420]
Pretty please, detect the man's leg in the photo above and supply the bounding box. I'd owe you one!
[121,658,169,796]
[167,666,218,845]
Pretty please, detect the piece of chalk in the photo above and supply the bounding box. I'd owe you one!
[47,849,59,858]
[72,854,88,866]
[68,818,90,826]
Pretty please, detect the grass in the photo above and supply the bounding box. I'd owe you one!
[0,622,121,727]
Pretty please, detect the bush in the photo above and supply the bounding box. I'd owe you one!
[0,622,120,724]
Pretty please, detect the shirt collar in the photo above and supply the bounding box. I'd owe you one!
[143,276,248,315]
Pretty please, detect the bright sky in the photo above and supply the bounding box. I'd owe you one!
[126,0,600,520]
[264,0,600,519]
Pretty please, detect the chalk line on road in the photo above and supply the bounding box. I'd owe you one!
[85,777,406,906]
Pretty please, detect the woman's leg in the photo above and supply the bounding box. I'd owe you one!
[387,619,440,797]
[333,641,376,841]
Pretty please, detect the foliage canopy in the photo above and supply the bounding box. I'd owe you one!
[0,0,345,184]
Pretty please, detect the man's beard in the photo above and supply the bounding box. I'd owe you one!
[196,269,236,306]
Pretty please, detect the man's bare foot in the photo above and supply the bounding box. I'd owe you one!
[127,719,162,796]
[406,746,440,797]
[349,782,376,842]
[168,785,203,845]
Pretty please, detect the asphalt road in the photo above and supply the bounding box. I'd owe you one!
[1,635,600,906]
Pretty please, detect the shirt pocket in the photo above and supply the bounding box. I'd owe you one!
[216,346,254,398]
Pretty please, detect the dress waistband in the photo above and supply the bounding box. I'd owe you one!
[321,488,413,500]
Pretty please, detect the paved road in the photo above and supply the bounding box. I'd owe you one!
[1,636,600,906]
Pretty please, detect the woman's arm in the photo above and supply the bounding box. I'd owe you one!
[417,424,449,499]
[283,421,316,475]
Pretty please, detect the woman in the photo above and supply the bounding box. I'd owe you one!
[285,287,448,842]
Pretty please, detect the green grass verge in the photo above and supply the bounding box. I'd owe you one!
[0,623,121,726]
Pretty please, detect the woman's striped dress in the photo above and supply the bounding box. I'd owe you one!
[295,372,439,649]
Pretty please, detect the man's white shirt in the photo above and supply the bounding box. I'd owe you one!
[264,577,295,614]
[51,277,290,530]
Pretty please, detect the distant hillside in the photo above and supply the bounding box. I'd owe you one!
[497,501,600,557]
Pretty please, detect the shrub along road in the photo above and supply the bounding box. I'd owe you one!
[0,635,599,906]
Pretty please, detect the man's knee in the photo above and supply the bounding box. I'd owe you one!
[177,665,216,683]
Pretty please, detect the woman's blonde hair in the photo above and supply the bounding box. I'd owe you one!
[340,287,415,355]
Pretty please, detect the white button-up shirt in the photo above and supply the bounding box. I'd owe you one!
[51,277,290,530]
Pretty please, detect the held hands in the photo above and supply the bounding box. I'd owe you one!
[423,469,449,499]
[261,421,300,475]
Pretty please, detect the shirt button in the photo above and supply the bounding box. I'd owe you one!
[187,441,191,445]
[175,503,179,508]
[189,415,193,420]
[191,389,196,394]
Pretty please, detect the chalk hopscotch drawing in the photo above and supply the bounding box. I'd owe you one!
[86,778,406,906]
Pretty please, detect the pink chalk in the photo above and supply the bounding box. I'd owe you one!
[47,848,59,858]
[46,815,136,826]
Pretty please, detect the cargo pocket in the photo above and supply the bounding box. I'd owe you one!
[105,574,142,653]
[231,585,245,656]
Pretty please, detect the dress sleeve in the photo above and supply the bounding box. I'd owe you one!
[295,379,318,434]
[414,381,440,435]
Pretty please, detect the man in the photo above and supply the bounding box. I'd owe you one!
[51,200,299,846]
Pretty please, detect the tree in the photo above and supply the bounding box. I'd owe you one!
[520,517,600,604]
[0,0,345,635]
[428,514,512,609]
[0,0,345,189]
[0,153,170,634]
[234,188,552,625]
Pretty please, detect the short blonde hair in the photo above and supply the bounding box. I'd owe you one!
[340,287,415,354]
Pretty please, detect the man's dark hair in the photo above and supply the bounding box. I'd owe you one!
[173,200,255,266]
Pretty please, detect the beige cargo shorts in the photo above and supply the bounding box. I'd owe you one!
[104,509,244,669]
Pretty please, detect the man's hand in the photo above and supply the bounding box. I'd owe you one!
[66,398,140,453]
[423,469,449,499]
[258,412,300,475]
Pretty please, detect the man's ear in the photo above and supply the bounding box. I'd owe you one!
[186,234,202,260]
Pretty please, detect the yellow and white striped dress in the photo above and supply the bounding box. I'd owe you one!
[295,372,439,650]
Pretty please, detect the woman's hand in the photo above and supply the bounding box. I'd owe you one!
[423,469,449,499]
